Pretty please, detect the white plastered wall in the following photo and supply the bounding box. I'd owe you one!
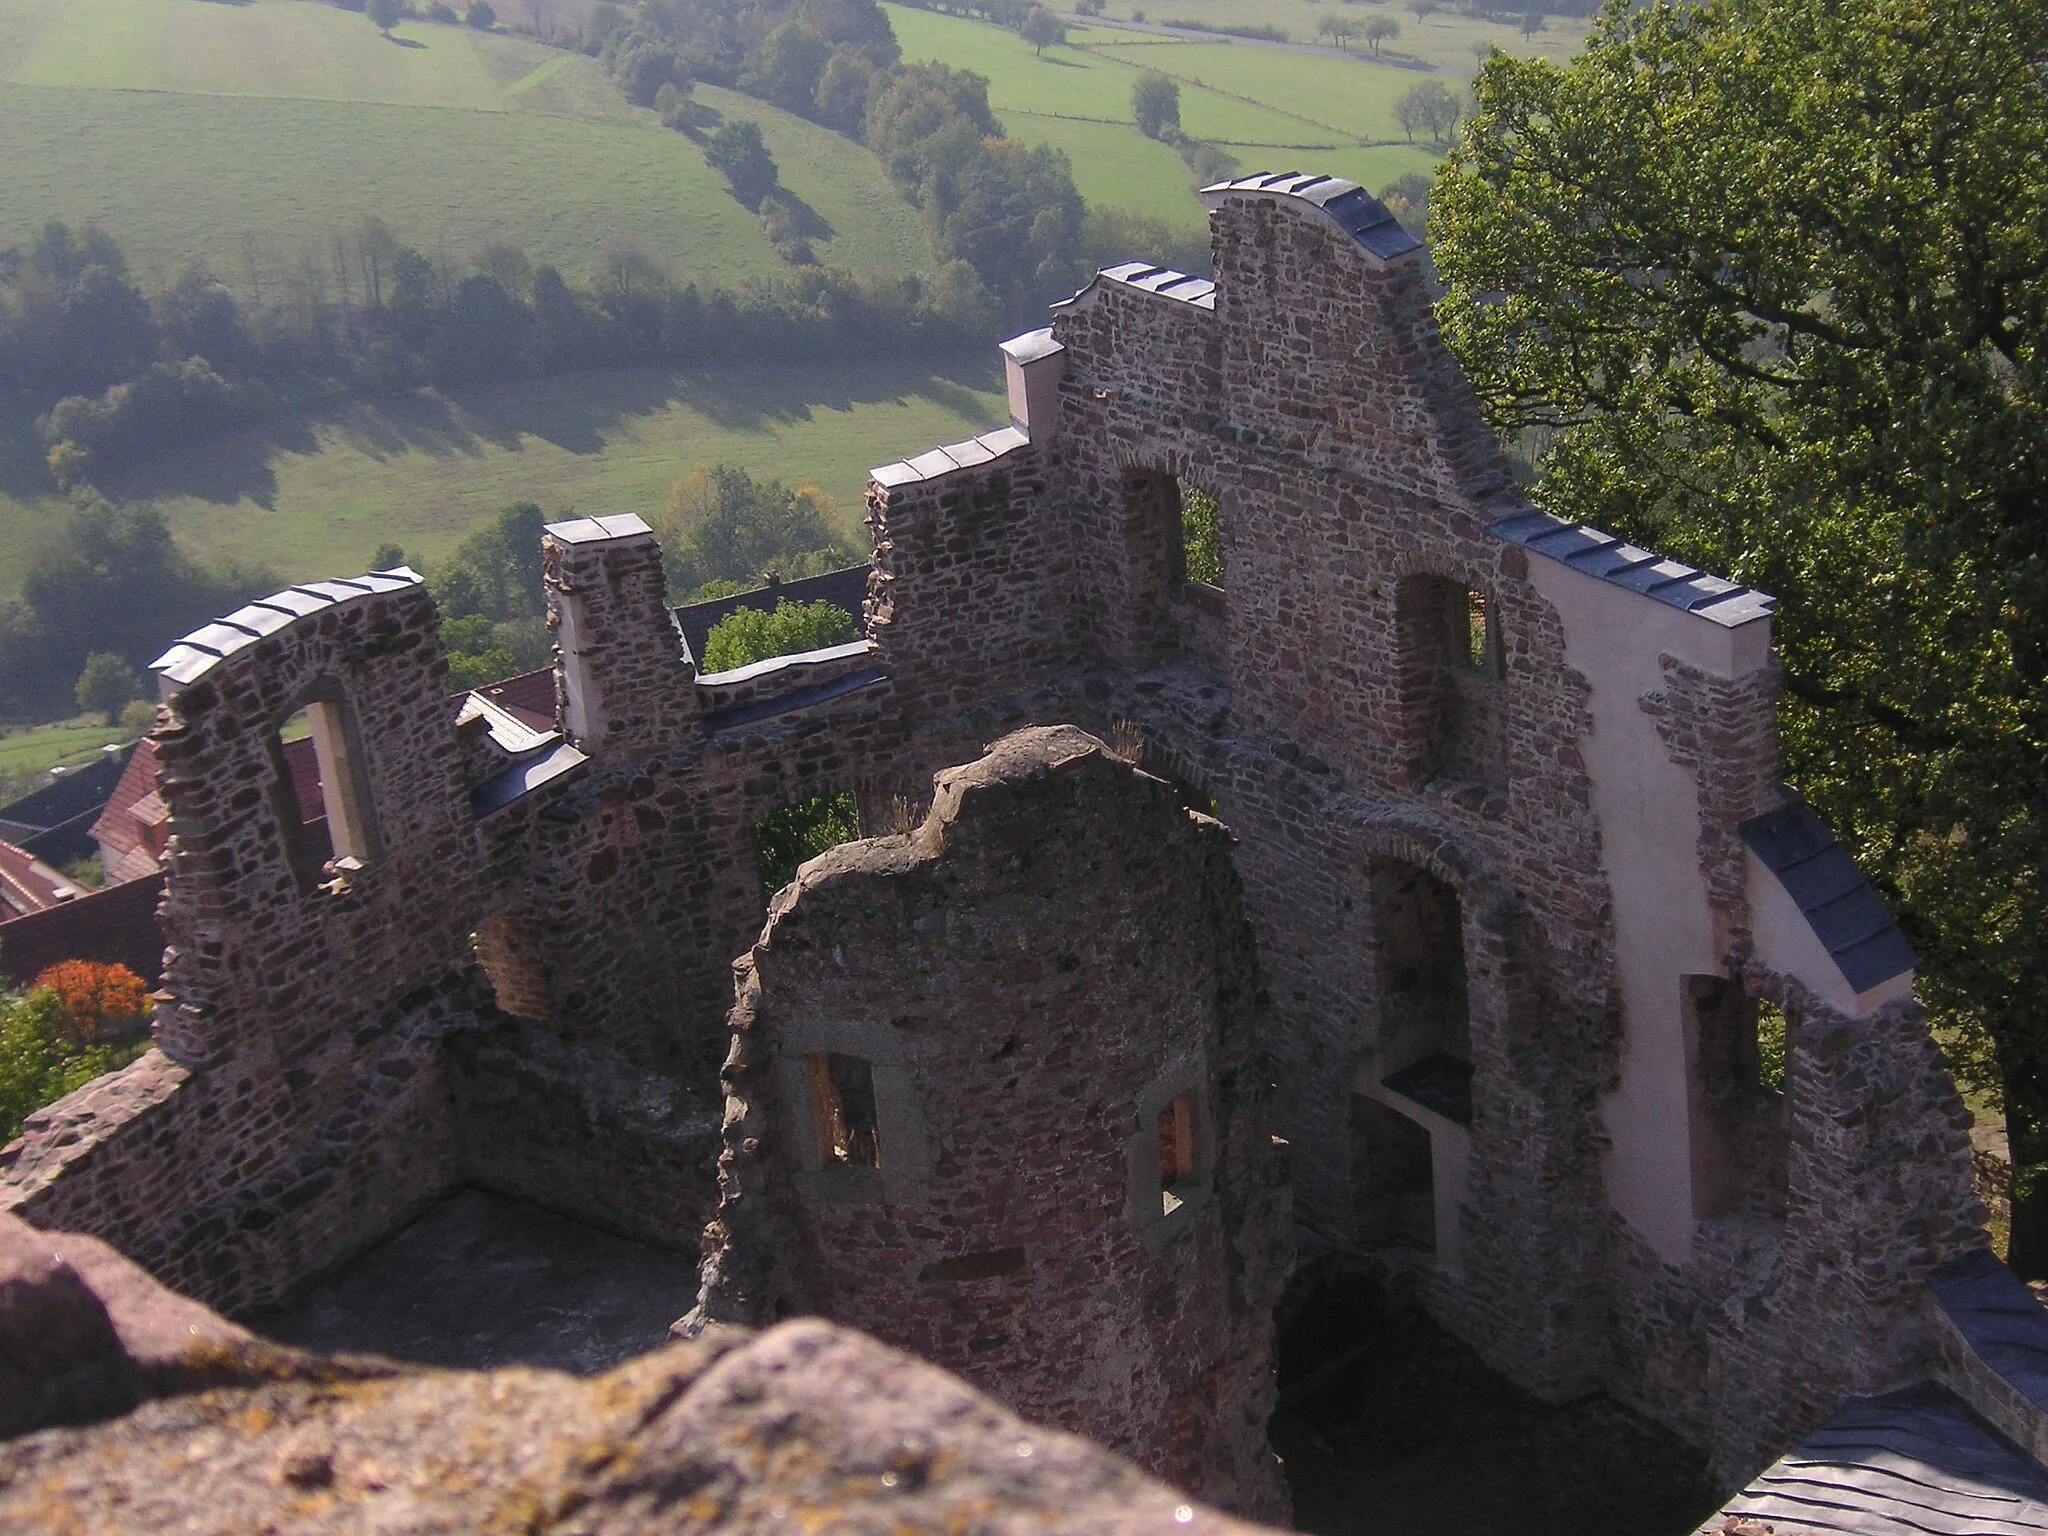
[1520,558,1773,1263]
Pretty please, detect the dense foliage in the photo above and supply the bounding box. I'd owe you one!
[754,791,862,893]
[0,964,151,1144]
[0,221,996,490]
[592,0,1100,319]
[0,497,275,721]
[701,596,859,672]
[381,501,556,692]
[1433,0,2048,1265]
[654,464,860,600]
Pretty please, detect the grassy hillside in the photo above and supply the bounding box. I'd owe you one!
[0,0,929,290]
[0,358,1005,595]
[885,5,1445,232]
[884,4,1582,234]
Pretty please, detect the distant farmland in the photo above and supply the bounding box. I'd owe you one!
[881,3,1588,235]
[0,0,930,292]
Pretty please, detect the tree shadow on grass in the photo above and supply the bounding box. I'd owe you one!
[96,353,1005,508]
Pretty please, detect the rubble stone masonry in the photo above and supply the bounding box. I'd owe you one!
[0,172,1992,1498]
[691,727,1290,1519]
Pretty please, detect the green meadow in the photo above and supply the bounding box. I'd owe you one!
[0,358,1006,595]
[0,0,928,291]
[882,2,1506,233]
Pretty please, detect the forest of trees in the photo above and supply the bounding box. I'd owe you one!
[1,220,996,490]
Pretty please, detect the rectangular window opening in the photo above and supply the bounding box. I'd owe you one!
[1179,482,1223,590]
[810,1051,880,1169]
[1157,1091,1197,1215]
[1463,587,1492,671]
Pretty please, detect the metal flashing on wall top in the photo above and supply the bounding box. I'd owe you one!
[544,513,654,546]
[1740,797,1917,993]
[870,426,1031,490]
[1200,172,1424,263]
[1487,509,1777,629]
[150,567,428,686]
[1000,327,1065,366]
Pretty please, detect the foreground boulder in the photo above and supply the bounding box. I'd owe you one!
[0,1212,1277,1535]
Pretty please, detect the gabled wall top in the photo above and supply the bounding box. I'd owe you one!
[1053,263,1218,317]
[150,567,425,688]
[1199,172,1423,264]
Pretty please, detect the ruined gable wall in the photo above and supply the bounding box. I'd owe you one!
[867,441,1079,714]
[5,580,481,1314]
[1043,210,1620,1395]
[694,727,1289,1520]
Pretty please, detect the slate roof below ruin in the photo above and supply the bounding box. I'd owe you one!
[1705,1383,2048,1536]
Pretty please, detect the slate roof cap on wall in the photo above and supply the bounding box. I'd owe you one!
[1741,797,1917,993]
[1199,172,1423,263]
[1488,509,1778,629]
[871,426,1031,490]
[150,568,426,687]
[999,327,1065,365]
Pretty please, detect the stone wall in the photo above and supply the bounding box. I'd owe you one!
[0,171,1994,1498]
[692,727,1290,1519]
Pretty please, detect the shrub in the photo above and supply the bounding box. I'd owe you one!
[0,985,148,1143]
[701,598,859,672]
[34,960,149,1047]
[75,651,140,723]
[467,0,496,24]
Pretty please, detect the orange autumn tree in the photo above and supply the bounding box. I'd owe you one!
[33,960,148,1047]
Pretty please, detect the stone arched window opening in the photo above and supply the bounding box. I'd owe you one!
[1395,573,1504,788]
[1349,857,1477,1267]
[1132,1066,1215,1242]
[268,682,378,892]
[1683,975,1791,1224]
[1119,468,1228,669]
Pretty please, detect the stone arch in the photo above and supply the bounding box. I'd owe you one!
[1328,811,1532,1269]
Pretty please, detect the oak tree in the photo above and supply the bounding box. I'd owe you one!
[1433,0,2048,1268]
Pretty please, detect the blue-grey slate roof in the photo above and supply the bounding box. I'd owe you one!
[1488,509,1777,628]
[1931,1249,2048,1418]
[1740,798,1916,993]
[1200,172,1422,262]
[1705,1381,2048,1536]
[0,745,135,836]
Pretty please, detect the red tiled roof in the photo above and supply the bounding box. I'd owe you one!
[0,871,165,986]
[0,837,79,920]
[94,736,324,886]
[475,668,557,733]
[92,739,163,884]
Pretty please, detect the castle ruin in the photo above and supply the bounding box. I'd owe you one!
[2,172,2035,1521]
